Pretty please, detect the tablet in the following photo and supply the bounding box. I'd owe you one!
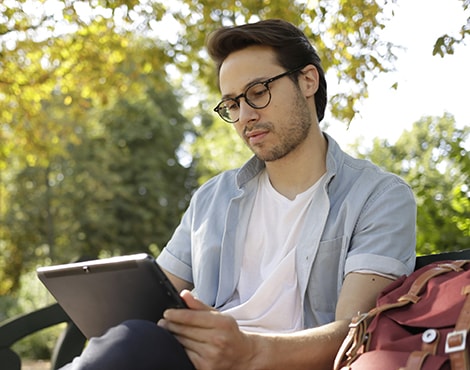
[37,253,187,339]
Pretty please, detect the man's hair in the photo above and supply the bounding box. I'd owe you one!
[207,19,327,122]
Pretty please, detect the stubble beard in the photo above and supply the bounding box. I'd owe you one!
[250,93,313,162]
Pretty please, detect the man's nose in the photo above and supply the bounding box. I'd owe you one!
[238,99,259,125]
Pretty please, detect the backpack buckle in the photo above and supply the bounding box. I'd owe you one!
[349,312,369,328]
[445,330,467,353]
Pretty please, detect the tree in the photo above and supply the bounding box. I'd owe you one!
[0,27,197,294]
[68,87,196,258]
[1,77,197,294]
[352,113,470,254]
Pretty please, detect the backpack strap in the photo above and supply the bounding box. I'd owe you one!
[446,285,470,370]
[399,261,467,304]
[400,328,441,369]
[399,351,429,370]
[333,312,370,370]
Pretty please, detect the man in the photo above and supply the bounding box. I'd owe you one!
[63,19,416,370]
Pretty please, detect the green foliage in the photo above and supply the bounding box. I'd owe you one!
[65,87,196,259]
[352,113,470,255]
[433,0,470,57]
[0,20,198,291]
[2,81,197,290]
[0,270,61,360]
[11,324,63,361]
[191,115,252,183]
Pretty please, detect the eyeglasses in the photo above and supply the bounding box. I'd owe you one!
[213,66,304,123]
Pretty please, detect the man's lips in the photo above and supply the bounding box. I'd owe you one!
[245,129,269,145]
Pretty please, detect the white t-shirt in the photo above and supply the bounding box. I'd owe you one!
[220,170,324,333]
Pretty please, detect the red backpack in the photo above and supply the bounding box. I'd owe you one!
[334,260,470,370]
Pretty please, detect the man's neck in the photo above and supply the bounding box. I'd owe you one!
[264,131,328,200]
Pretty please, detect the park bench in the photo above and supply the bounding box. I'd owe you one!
[1,249,470,370]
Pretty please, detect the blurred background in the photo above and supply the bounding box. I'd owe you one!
[1,0,469,362]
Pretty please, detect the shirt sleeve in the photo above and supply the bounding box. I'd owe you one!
[157,201,194,284]
[344,177,417,278]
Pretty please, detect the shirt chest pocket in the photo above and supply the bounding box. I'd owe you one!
[307,236,345,316]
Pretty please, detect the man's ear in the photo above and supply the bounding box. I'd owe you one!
[298,64,319,98]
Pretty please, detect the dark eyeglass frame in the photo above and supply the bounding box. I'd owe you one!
[213,66,304,123]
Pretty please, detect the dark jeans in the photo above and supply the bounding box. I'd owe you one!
[60,320,195,370]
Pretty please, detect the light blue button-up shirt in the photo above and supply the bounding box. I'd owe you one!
[157,133,416,328]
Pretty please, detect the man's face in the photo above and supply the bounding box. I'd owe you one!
[218,45,313,162]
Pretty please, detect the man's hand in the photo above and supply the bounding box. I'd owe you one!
[158,273,394,370]
[158,290,258,370]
